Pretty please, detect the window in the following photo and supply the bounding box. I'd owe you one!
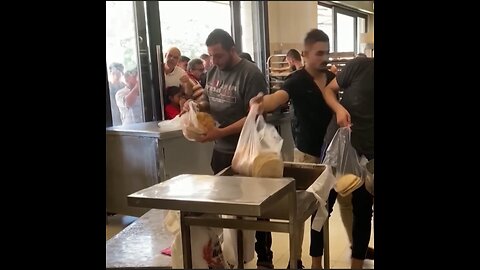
[317,4,334,50]
[106,1,144,126]
[317,3,369,54]
[158,1,231,59]
[336,13,355,52]
[357,17,366,54]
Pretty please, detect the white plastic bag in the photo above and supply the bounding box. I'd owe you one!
[158,115,182,131]
[221,216,256,268]
[181,102,207,141]
[232,104,284,176]
[306,165,337,232]
[165,211,228,269]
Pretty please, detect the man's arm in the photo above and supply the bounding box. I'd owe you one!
[124,84,139,107]
[250,90,289,114]
[197,103,246,143]
[321,78,351,127]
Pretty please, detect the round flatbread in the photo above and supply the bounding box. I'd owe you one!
[183,125,206,141]
[252,152,283,178]
[335,174,360,193]
[338,177,363,197]
[196,112,215,131]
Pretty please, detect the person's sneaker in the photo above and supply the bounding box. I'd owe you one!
[285,259,304,269]
[257,262,274,269]
[351,246,374,260]
[365,247,374,260]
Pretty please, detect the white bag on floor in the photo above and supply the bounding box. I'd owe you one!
[165,211,228,269]
[221,215,256,268]
[306,165,337,232]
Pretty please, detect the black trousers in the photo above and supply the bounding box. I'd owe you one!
[211,149,274,266]
[310,174,373,260]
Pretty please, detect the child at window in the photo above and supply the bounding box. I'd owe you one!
[165,86,184,120]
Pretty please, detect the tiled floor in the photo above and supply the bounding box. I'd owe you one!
[106,201,374,269]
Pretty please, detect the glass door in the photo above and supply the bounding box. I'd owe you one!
[106,1,163,126]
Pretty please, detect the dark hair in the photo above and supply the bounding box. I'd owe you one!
[200,54,210,60]
[166,86,182,98]
[124,68,138,78]
[180,56,190,63]
[239,52,254,63]
[205,29,235,51]
[304,29,330,47]
[187,58,204,71]
[109,62,124,73]
[286,49,302,61]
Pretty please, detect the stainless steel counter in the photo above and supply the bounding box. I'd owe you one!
[106,209,172,269]
[107,122,214,217]
[107,113,293,216]
[106,121,183,139]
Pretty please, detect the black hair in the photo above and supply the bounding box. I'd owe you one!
[109,62,124,73]
[205,29,235,51]
[239,52,254,63]
[166,86,182,98]
[124,68,138,78]
[286,49,302,61]
[304,29,330,47]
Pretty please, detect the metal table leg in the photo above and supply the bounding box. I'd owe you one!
[288,183,297,269]
[323,207,330,269]
[236,225,244,269]
[180,211,193,268]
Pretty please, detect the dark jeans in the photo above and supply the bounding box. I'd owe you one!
[310,185,373,260]
[211,149,274,266]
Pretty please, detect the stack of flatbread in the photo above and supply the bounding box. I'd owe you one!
[334,173,364,197]
[183,112,215,141]
[251,152,284,178]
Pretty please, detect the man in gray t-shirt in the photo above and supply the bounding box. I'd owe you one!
[189,29,268,172]
[183,28,272,268]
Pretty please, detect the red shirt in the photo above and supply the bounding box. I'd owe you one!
[165,104,180,120]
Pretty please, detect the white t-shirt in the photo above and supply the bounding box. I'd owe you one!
[115,87,143,125]
[164,66,186,88]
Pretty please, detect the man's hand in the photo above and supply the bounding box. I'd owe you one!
[192,88,204,100]
[249,93,264,114]
[197,126,224,143]
[179,99,196,116]
[336,107,351,127]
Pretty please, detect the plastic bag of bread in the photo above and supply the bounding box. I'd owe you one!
[322,127,370,196]
[181,102,216,141]
[232,104,284,178]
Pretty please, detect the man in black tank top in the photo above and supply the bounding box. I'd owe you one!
[250,29,336,269]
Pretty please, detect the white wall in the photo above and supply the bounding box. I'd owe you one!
[268,1,318,54]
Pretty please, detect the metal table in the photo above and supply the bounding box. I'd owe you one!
[128,174,299,269]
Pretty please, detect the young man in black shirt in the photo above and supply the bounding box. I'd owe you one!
[320,57,374,269]
[250,29,335,269]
